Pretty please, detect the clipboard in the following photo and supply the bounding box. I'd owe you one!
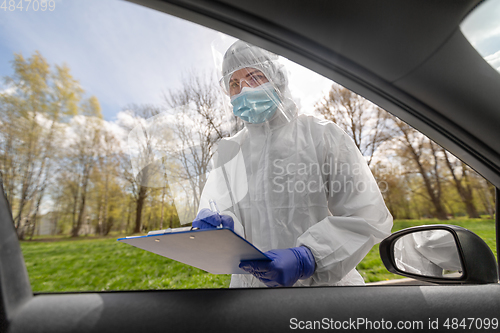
[118,228,270,274]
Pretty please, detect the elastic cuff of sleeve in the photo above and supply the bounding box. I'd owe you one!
[294,246,316,280]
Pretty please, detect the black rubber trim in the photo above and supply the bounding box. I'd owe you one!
[496,188,500,278]
[0,183,32,332]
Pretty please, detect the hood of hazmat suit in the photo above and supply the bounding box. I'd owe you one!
[219,40,297,130]
[199,40,393,287]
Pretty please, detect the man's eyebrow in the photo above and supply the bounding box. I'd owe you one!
[229,70,264,83]
[245,70,263,78]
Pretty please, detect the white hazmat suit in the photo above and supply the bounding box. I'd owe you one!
[198,41,393,287]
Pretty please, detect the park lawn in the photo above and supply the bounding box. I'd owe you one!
[21,219,496,292]
[21,238,231,292]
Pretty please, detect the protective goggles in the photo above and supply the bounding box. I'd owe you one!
[220,68,270,96]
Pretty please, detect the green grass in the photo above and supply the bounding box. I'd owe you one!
[21,237,231,292]
[21,219,496,291]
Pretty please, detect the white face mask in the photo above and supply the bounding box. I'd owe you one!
[230,83,281,124]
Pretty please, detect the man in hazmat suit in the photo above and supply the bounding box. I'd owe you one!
[192,40,393,288]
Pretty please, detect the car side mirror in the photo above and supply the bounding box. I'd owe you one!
[380,225,498,284]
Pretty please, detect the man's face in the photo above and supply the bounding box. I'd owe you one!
[229,67,269,97]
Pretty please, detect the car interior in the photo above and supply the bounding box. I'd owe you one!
[1,0,499,332]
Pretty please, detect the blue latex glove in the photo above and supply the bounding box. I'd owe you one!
[192,208,234,231]
[239,246,316,287]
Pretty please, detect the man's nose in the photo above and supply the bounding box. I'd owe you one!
[233,80,249,95]
[240,80,250,89]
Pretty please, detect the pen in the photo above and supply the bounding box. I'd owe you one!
[209,199,222,228]
[209,199,220,214]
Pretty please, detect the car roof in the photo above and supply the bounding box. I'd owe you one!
[131,0,500,187]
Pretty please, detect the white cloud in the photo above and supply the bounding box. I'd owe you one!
[284,58,334,115]
[0,86,16,96]
[485,49,500,72]
[60,114,128,153]
[461,0,500,57]
[116,110,144,134]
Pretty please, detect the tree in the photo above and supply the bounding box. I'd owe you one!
[164,73,229,219]
[94,129,120,235]
[0,51,82,238]
[315,84,391,166]
[119,104,166,233]
[471,175,495,219]
[67,99,103,237]
[442,149,480,218]
[371,160,413,219]
[393,120,448,220]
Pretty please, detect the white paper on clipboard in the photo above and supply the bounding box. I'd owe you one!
[118,228,270,274]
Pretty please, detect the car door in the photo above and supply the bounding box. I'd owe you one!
[1,0,499,332]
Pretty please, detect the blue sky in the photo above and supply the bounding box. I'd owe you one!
[461,0,500,71]
[1,0,498,123]
[0,0,234,120]
[0,0,333,121]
